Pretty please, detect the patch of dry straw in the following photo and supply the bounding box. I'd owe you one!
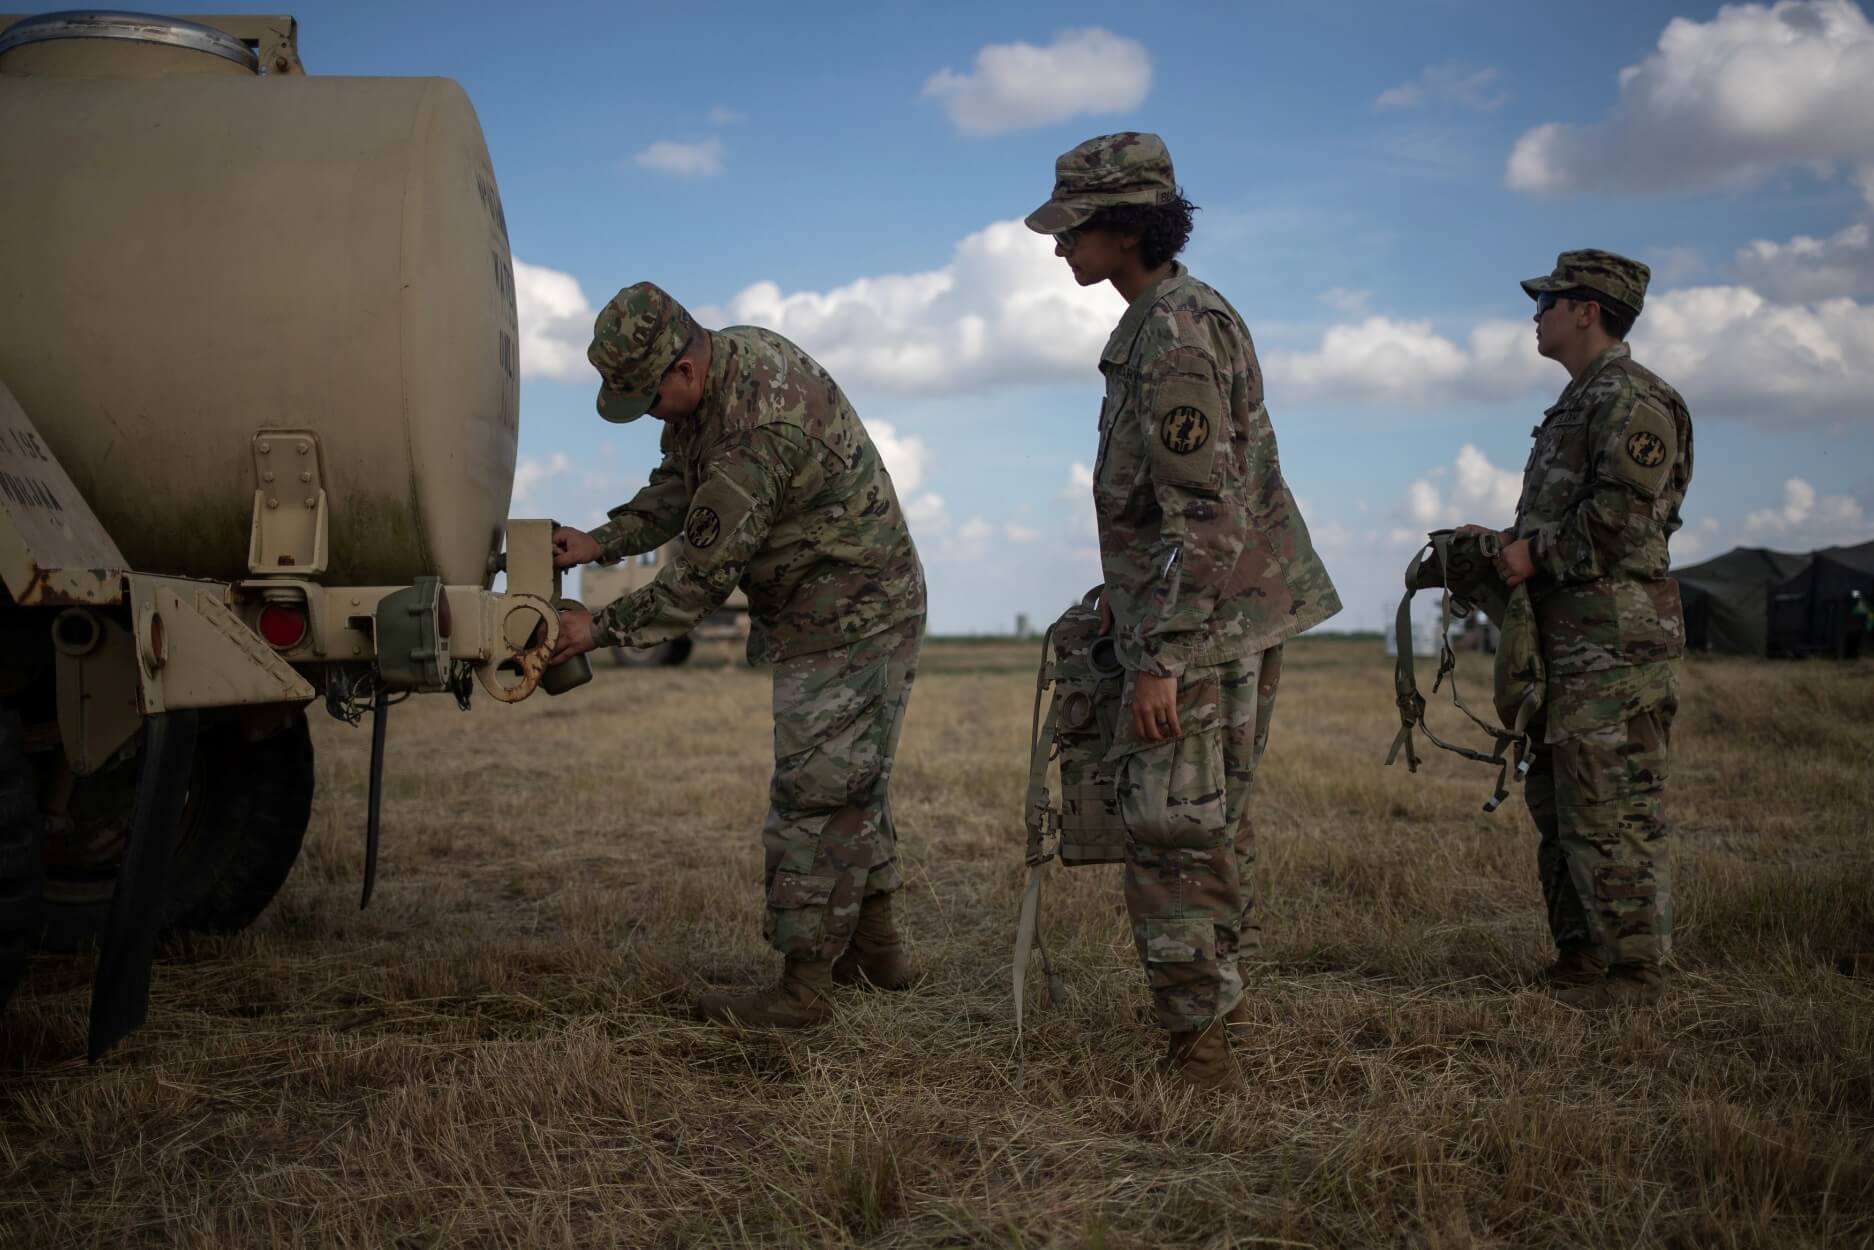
[2,640,1871,1247]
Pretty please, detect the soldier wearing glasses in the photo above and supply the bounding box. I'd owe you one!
[1474,250,1694,1009]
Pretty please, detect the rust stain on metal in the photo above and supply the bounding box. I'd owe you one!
[20,563,120,607]
[480,642,549,704]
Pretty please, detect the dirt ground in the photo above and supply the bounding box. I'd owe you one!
[2,637,1871,1248]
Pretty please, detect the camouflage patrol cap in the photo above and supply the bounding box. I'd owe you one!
[1024,132,1178,235]
[1521,249,1650,315]
[588,282,700,423]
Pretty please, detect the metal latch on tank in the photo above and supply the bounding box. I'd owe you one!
[248,429,328,575]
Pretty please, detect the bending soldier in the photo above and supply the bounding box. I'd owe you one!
[548,283,927,1028]
[1025,134,1341,1087]
[1469,251,1694,1008]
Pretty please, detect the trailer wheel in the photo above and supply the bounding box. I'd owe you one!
[0,709,46,1013]
[38,711,314,952]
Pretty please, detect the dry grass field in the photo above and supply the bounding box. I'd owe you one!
[1,637,1871,1248]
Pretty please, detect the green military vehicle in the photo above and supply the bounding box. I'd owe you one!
[579,541,751,666]
[0,11,579,1056]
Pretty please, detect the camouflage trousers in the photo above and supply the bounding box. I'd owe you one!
[1524,687,1676,969]
[1116,646,1282,1031]
[761,616,923,962]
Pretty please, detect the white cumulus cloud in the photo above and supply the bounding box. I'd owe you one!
[506,446,645,535]
[1632,285,1874,424]
[1674,516,1723,562]
[1743,477,1872,546]
[1375,62,1506,112]
[513,258,599,383]
[1269,280,1874,427]
[1266,315,1551,407]
[1396,444,1524,537]
[634,138,724,177]
[1507,0,1874,196]
[1736,221,1874,301]
[922,28,1151,136]
[868,419,948,534]
[695,219,1117,395]
[510,452,572,511]
[957,517,995,543]
[1317,287,1373,314]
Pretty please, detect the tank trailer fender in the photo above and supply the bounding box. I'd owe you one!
[0,378,127,610]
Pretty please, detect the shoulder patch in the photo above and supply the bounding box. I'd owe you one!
[683,472,755,566]
[1159,405,1211,456]
[1607,401,1676,498]
[1146,349,1224,488]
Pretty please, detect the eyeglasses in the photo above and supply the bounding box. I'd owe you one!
[1534,291,1562,316]
[1053,229,1084,250]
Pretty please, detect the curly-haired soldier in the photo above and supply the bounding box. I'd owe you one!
[1026,133,1342,1087]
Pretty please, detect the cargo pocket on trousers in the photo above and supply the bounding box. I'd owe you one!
[762,870,836,950]
[1593,863,1653,902]
[1108,670,1225,850]
[1142,914,1215,966]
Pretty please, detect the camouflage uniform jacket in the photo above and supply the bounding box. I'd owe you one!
[1513,342,1694,677]
[1093,264,1341,677]
[586,326,926,662]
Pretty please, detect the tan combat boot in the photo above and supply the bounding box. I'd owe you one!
[831,892,915,990]
[1556,962,1664,1010]
[696,958,835,1028]
[1161,1019,1235,1091]
[1542,944,1608,988]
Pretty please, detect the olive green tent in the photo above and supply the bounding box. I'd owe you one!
[1770,541,1874,657]
[1676,541,1874,657]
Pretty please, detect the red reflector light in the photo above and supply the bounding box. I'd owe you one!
[258,603,308,649]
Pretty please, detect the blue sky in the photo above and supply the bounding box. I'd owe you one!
[238,0,1874,633]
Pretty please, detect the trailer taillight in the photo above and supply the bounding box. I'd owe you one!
[258,603,308,649]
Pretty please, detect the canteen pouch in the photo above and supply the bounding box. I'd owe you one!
[1023,594,1129,868]
[1015,591,1128,1055]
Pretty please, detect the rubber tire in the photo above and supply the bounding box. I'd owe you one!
[0,708,46,1013]
[37,712,314,952]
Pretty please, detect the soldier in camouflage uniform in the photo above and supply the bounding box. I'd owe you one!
[547,283,927,1028]
[1026,134,1342,1087]
[1475,250,1694,1009]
